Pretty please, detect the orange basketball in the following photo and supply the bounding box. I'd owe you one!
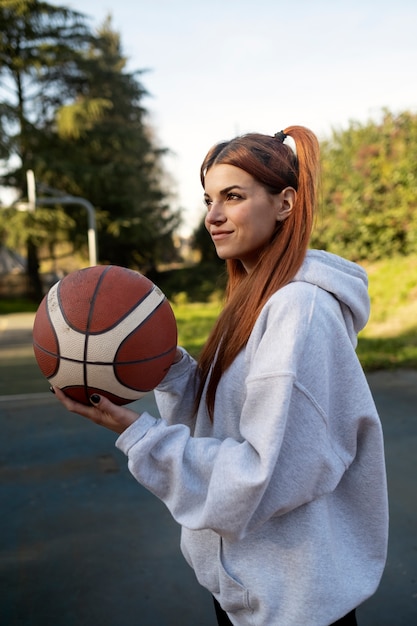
[32,265,177,405]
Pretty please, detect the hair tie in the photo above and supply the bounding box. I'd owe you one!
[274,130,297,157]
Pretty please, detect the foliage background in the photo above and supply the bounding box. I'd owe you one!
[1,2,417,375]
[311,110,417,260]
[0,0,181,300]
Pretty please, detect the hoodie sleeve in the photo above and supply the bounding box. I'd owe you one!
[153,347,199,429]
[116,282,370,541]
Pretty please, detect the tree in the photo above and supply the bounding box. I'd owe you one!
[0,0,94,298]
[49,16,181,273]
[192,215,224,265]
[311,110,417,261]
[0,1,181,299]
[0,0,93,179]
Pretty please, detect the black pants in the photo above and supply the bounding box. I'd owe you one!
[213,596,358,625]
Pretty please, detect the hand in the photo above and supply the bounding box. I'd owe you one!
[173,348,183,363]
[52,386,141,434]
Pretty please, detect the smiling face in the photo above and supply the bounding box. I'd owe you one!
[204,164,294,273]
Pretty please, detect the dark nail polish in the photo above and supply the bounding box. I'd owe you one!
[90,394,101,405]
[49,386,55,394]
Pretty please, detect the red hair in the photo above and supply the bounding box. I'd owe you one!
[195,126,321,419]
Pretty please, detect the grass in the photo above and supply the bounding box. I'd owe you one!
[173,300,221,357]
[176,255,417,369]
[171,255,417,369]
[0,254,416,396]
[357,254,417,369]
[0,346,47,396]
[0,297,38,314]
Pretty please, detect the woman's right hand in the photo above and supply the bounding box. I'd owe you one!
[52,386,141,435]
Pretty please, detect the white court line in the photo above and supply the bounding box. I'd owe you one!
[0,392,52,402]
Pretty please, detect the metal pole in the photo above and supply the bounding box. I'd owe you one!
[26,170,36,211]
[36,196,98,266]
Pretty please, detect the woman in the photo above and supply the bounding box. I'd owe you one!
[54,126,388,625]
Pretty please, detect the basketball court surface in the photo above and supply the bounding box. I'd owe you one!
[0,314,416,625]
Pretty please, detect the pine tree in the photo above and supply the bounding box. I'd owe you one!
[52,15,180,272]
[0,2,180,299]
[0,0,93,298]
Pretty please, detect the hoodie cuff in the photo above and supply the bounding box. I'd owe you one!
[115,411,159,455]
[156,347,194,389]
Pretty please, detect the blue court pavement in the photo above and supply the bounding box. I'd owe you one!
[0,313,416,625]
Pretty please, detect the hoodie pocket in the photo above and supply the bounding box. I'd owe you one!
[181,529,251,614]
[215,537,252,614]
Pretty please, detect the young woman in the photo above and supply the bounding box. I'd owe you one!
[54,126,388,626]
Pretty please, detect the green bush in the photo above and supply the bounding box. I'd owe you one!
[156,262,226,302]
[1,254,417,372]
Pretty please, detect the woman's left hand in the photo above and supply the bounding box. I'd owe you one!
[52,386,141,434]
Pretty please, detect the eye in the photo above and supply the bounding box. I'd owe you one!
[203,196,212,207]
[226,192,242,201]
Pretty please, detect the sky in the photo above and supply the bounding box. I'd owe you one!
[49,0,417,234]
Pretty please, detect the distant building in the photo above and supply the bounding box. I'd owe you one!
[0,246,28,297]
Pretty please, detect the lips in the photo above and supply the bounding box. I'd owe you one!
[211,230,233,241]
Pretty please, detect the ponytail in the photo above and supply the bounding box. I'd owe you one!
[196,126,321,420]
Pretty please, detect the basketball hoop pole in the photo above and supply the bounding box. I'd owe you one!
[35,195,98,267]
[23,170,98,266]
[27,170,36,211]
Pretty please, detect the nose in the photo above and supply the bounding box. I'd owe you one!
[205,201,226,226]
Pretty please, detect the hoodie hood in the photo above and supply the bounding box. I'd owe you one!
[293,250,370,346]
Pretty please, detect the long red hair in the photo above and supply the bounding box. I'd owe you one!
[195,126,321,419]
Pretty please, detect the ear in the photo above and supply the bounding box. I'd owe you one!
[274,187,296,222]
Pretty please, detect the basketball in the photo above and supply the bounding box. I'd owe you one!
[32,265,178,405]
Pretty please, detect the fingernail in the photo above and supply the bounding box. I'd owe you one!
[90,394,101,405]
[49,386,55,394]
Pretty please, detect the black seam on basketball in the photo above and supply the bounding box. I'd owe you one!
[32,344,176,366]
[84,266,113,397]
[33,266,176,404]
[85,285,165,335]
[113,344,177,366]
[54,268,162,334]
[62,384,153,395]
[44,295,60,361]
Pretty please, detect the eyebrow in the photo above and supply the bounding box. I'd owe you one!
[204,184,245,199]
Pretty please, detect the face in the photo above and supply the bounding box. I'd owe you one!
[204,164,293,272]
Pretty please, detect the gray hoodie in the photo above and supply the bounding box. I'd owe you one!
[116,249,388,626]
